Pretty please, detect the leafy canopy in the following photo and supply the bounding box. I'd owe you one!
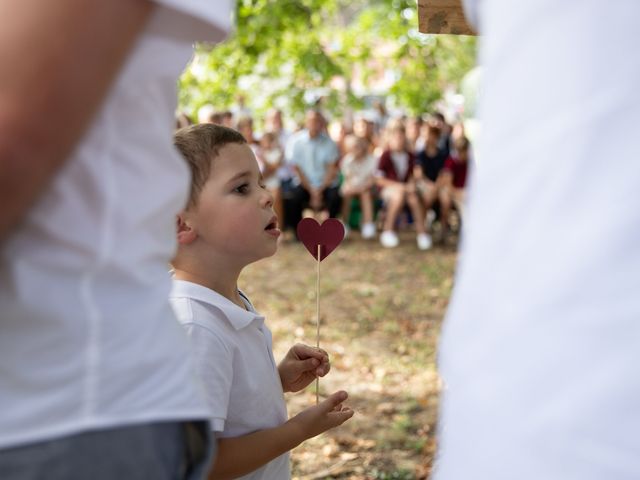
[178,0,476,122]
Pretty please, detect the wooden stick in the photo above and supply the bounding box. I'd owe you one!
[315,244,321,405]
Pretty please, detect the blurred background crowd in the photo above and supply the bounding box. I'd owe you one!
[176,103,472,251]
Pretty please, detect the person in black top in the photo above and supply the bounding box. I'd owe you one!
[414,124,448,227]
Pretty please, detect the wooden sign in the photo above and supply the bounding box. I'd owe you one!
[417,0,476,35]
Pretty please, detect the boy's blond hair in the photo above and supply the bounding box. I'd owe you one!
[174,124,246,208]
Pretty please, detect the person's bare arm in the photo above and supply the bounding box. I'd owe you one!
[319,159,338,191]
[293,165,314,193]
[376,176,403,189]
[0,0,154,239]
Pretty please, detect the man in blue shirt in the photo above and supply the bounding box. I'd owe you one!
[286,110,341,230]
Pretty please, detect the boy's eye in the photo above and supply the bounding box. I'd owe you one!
[234,183,249,194]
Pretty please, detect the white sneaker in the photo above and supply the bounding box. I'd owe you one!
[417,233,432,251]
[343,225,350,239]
[361,222,376,239]
[380,230,399,248]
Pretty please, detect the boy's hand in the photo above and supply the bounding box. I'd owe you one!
[288,390,354,439]
[278,343,330,393]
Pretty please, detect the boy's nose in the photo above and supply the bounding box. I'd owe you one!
[261,189,274,208]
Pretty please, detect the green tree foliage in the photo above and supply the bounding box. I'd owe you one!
[178,0,476,121]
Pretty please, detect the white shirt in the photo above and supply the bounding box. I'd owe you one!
[390,151,409,180]
[0,1,232,450]
[436,1,640,479]
[170,280,290,480]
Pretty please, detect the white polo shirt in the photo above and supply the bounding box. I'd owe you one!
[0,1,233,449]
[436,1,640,479]
[170,280,290,480]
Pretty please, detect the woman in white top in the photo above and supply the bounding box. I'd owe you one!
[339,135,378,239]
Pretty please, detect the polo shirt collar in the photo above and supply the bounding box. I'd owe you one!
[171,280,264,330]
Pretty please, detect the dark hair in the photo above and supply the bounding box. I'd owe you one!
[427,124,442,137]
[432,111,446,122]
[174,124,247,208]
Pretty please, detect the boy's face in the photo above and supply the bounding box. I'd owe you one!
[187,143,280,265]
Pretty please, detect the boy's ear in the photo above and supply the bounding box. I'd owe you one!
[176,213,197,245]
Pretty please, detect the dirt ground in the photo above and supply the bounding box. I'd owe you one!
[240,229,459,479]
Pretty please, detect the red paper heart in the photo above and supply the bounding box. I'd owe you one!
[296,218,345,261]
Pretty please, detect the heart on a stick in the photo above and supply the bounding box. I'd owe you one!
[296,218,345,261]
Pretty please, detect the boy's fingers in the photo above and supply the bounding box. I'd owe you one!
[294,344,328,362]
[316,362,330,377]
[304,357,320,371]
[319,390,348,413]
[329,407,354,425]
[288,357,318,375]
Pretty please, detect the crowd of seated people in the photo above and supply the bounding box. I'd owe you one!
[176,103,472,250]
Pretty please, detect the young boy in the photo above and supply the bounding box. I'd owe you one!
[170,124,354,479]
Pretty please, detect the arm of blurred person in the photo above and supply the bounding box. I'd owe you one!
[293,165,322,209]
[0,0,154,240]
[375,175,404,190]
[293,165,314,194]
[319,159,338,192]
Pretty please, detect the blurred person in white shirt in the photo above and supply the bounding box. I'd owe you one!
[435,1,640,479]
[0,1,234,478]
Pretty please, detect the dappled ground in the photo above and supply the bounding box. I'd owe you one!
[240,229,459,479]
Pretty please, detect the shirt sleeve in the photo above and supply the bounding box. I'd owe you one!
[289,138,301,167]
[151,0,234,42]
[376,151,390,178]
[183,323,233,432]
[327,140,339,164]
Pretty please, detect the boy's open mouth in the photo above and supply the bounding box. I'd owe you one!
[265,218,278,231]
